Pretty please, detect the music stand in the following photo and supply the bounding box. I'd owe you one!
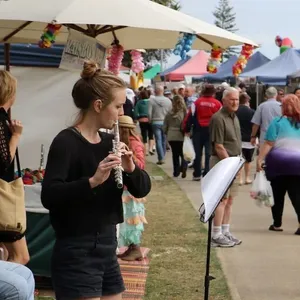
[199,157,245,300]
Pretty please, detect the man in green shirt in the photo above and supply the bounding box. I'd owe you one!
[209,87,242,248]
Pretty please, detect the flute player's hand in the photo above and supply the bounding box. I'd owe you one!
[89,154,121,188]
[118,142,135,173]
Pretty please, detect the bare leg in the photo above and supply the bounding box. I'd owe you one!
[222,197,233,225]
[238,168,244,185]
[149,139,155,152]
[143,143,148,155]
[221,196,242,244]
[244,162,252,183]
[213,199,227,227]
[4,237,30,265]
[212,199,232,245]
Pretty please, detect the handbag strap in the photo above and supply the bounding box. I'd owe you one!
[15,148,22,178]
[7,118,22,178]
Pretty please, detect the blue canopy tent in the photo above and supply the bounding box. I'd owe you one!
[192,55,237,83]
[240,49,300,85]
[240,51,270,74]
[288,69,300,79]
[225,51,270,85]
[191,51,270,84]
[0,44,64,67]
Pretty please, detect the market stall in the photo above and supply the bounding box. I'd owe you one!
[192,55,237,83]
[0,0,258,281]
[240,48,300,85]
[25,185,53,277]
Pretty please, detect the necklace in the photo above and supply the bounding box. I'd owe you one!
[74,126,101,144]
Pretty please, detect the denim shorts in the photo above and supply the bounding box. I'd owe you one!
[51,225,125,299]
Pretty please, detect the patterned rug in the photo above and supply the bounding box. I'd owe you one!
[119,247,150,300]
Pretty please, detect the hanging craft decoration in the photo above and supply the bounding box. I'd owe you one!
[232,44,254,77]
[275,35,293,54]
[107,43,124,75]
[38,23,62,48]
[207,44,223,73]
[130,50,145,73]
[173,33,196,60]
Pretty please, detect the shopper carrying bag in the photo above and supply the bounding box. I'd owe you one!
[0,148,26,235]
[0,70,29,265]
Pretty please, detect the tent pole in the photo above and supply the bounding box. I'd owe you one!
[4,43,10,72]
[255,82,259,109]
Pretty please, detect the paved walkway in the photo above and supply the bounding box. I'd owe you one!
[147,152,300,300]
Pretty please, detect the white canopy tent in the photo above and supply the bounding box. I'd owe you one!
[7,66,94,168]
[0,0,258,50]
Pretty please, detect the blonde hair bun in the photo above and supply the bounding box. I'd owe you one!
[81,60,100,79]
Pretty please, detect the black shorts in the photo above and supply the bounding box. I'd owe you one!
[139,122,154,143]
[242,148,255,163]
[51,225,125,299]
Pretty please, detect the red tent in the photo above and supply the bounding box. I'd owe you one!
[166,51,209,81]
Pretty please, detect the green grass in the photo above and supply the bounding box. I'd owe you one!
[143,163,231,300]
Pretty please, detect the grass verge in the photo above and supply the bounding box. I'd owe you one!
[143,163,231,300]
[36,162,231,300]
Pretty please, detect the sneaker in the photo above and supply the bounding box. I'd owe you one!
[211,234,235,248]
[224,232,242,245]
[156,161,165,165]
[193,176,201,181]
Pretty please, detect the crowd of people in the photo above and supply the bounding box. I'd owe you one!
[123,82,300,248]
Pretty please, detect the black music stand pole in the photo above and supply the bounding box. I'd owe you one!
[200,157,245,300]
[204,215,215,300]
[199,204,216,300]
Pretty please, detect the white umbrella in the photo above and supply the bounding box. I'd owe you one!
[0,0,257,50]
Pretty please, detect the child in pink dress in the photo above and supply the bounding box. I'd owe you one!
[117,116,147,261]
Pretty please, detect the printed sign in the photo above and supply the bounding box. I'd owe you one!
[60,29,106,71]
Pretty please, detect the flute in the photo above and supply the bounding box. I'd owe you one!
[112,121,123,189]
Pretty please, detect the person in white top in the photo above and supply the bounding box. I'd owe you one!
[126,88,136,105]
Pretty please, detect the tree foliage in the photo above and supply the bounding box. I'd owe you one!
[122,0,181,68]
[213,0,239,59]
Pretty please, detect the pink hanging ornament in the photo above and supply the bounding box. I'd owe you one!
[108,44,124,75]
[130,50,145,73]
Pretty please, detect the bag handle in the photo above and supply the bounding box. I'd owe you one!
[15,148,21,178]
[7,118,22,178]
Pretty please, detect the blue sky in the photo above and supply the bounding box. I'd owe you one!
[166,0,298,67]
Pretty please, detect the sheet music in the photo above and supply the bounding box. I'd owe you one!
[201,157,245,222]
